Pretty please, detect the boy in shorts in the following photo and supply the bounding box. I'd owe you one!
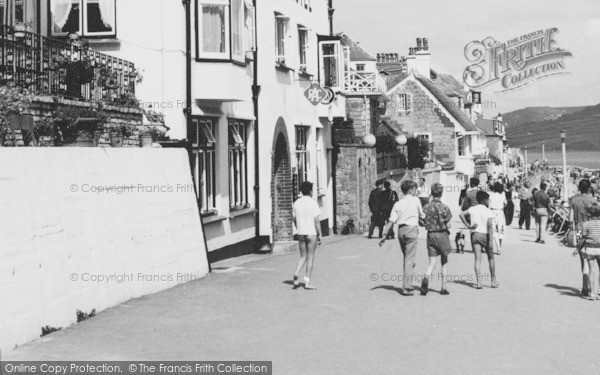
[459,191,500,289]
[420,183,453,296]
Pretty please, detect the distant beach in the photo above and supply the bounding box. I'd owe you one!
[526,151,600,170]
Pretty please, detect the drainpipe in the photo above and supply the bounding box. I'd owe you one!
[183,0,211,272]
[328,0,334,36]
[252,0,263,247]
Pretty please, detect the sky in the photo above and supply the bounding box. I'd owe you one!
[334,0,600,115]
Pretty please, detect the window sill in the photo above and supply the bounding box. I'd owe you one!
[229,207,257,219]
[87,38,121,47]
[202,214,227,224]
[275,62,295,72]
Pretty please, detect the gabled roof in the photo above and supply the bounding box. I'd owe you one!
[412,72,478,132]
[338,33,377,62]
[384,71,408,91]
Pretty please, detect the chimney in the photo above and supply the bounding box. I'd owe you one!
[496,113,503,122]
[407,37,430,77]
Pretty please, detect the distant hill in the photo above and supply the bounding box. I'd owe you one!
[503,106,586,128]
[506,104,600,152]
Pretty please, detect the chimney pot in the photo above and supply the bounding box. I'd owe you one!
[416,38,422,50]
[423,38,429,51]
[409,47,414,55]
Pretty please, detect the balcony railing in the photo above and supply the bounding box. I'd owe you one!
[344,71,384,94]
[0,25,136,102]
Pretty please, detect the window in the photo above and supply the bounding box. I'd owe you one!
[316,129,324,194]
[295,126,309,187]
[415,132,433,160]
[189,117,217,214]
[298,26,309,71]
[230,0,244,62]
[50,0,115,38]
[195,0,229,59]
[395,93,412,112]
[472,91,481,104]
[320,41,343,88]
[244,1,255,54]
[457,135,471,157]
[356,64,365,71]
[1,0,28,25]
[229,119,249,209]
[275,13,289,64]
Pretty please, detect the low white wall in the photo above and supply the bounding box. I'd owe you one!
[0,148,209,355]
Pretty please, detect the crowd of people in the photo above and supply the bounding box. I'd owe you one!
[289,168,600,299]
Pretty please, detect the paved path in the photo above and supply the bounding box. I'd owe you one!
[4,216,600,374]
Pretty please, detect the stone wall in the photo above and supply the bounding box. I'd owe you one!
[334,145,378,234]
[382,80,456,164]
[0,148,209,355]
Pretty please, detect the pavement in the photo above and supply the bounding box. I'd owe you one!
[4,214,600,374]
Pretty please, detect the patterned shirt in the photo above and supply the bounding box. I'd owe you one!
[423,199,452,232]
[582,219,600,248]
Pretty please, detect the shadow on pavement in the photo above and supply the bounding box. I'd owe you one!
[453,280,481,289]
[370,285,405,295]
[543,283,582,298]
[282,280,302,290]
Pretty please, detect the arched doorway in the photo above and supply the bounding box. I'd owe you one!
[271,121,293,242]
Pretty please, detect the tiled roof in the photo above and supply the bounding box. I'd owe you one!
[384,71,408,91]
[475,117,500,136]
[339,34,377,62]
[433,71,468,97]
[413,72,478,132]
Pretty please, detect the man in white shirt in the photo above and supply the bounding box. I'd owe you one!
[459,191,499,289]
[379,180,425,295]
[292,182,322,290]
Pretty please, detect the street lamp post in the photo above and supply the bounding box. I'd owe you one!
[524,146,528,177]
[561,129,568,203]
[542,141,545,161]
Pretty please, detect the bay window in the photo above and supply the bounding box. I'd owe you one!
[229,119,249,209]
[196,0,254,61]
[50,0,115,38]
[197,0,229,59]
[189,117,217,214]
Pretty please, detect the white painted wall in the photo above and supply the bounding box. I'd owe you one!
[0,148,209,355]
[256,0,334,239]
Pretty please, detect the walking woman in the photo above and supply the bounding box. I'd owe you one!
[572,204,600,300]
[533,182,551,244]
[292,182,322,290]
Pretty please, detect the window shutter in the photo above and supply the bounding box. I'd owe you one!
[231,0,244,62]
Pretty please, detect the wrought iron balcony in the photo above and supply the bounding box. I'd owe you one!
[344,71,384,94]
[0,25,136,102]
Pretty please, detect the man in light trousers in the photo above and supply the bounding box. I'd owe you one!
[379,180,425,296]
